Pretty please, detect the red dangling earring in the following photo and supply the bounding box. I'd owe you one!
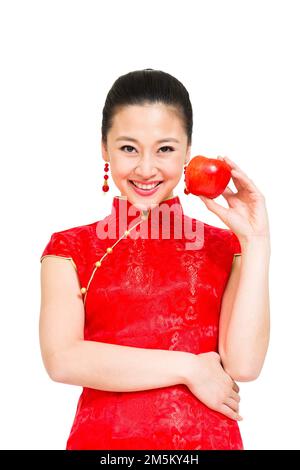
[102,162,110,193]
[183,164,190,195]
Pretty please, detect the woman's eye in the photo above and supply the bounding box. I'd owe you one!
[120,145,174,153]
[159,146,174,152]
[120,145,136,153]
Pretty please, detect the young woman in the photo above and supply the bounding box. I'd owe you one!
[39,68,271,450]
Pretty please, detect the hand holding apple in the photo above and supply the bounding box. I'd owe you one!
[192,155,270,243]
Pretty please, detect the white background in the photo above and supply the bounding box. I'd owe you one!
[1,0,299,450]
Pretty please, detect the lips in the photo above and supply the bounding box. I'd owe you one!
[128,180,163,196]
[129,180,162,189]
[130,180,163,185]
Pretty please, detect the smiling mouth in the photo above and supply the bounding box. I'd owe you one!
[128,180,163,191]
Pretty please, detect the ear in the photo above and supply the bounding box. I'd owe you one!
[101,140,110,163]
[185,145,191,165]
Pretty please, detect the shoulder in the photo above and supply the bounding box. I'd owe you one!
[204,221,241,257]
[44,219,99,248]
[202,220,233,242]
[40,219,100,270]
[51,219,99,241]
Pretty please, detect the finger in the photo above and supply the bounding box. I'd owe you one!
[230,170,244,192]
[223,397,239,412]
[222,186,235,196]
[227,162,255,186]
[230,390,241,402]
[217,155,236,174]
[219,404,243,421]
[220,186,235,199]
[220,188,237,208]
[232,382,240,393]
[219,155,258,195]
[199,195,228,221]
[232,169,264,198]
[231,169,258,193]
[217,155,242,173]
[223,157,259,192]
[217,156,246,192]
[222,156,243,172]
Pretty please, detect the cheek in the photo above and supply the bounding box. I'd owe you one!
[110,161,131,179]
[163,161,183,180]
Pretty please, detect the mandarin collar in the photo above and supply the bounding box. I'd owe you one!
[108,194,184,237]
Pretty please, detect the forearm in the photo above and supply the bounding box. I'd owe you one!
[222,237,271,380]
[49,340,194,392]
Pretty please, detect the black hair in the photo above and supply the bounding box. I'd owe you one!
[101,68,193,147]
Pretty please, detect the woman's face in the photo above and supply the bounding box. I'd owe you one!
[102,103,191,210]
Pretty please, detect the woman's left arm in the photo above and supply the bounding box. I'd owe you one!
[199,156,271,382]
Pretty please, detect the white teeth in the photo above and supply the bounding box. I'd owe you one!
[131,181,161,190]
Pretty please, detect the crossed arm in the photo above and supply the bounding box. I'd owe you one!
[39,243,270,394]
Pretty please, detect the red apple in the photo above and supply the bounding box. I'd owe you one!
[184,155,232,198]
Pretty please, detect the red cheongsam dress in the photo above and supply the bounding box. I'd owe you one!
[40,194,243,450]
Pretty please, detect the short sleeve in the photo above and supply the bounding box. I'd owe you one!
[230,230,242,257]
[40,231,78,271]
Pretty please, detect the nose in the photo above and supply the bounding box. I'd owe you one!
[134,153,158,180]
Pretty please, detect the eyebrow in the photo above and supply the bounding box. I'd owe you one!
[115,136,180,144]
